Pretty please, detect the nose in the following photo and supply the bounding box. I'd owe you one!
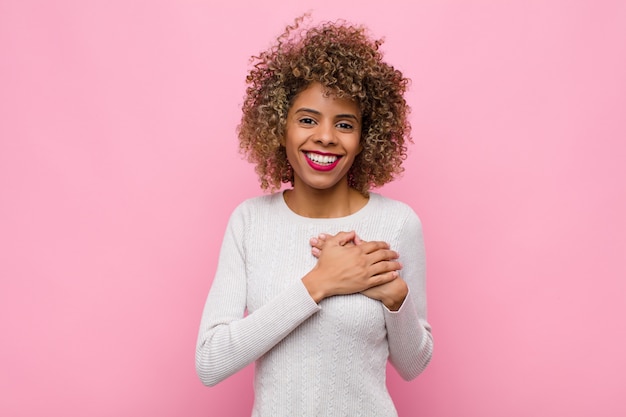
[314,122,336,146]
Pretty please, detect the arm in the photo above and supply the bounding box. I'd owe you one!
[195,207,320,387]
[383,211,433,380]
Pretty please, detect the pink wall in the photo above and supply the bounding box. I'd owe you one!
[1,1,625,416]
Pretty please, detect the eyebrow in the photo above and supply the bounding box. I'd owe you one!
[294,107,360,122]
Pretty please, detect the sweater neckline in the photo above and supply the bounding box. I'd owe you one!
[276,190,378,224]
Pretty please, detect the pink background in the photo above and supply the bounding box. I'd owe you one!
[1,0,625,416]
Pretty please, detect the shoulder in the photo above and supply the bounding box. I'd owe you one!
[229,192,284,222]
[370,194,425,251]
[233,192,279,210]
[222,193,283,242]
[369,193,421,224]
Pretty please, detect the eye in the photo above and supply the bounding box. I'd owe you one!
[298,117,316,125]
[336,122,354,130]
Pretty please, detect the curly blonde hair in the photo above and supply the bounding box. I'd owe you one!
[238,16,412,196]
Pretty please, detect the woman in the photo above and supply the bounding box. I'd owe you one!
[196,16,433,416]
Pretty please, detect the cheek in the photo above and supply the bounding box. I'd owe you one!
[284,140,299,165]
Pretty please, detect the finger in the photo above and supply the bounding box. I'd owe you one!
[309,236,324,250]
[322,231,355,246]
[369,260,402,277]
[368,248,400,263]
[359,240,391,254]
[367,270,399,288]
[336,230,356,246]
[311,247,321,258]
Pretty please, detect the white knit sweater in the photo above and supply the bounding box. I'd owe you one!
[196,192,433,416]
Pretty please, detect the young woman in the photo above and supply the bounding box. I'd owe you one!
[196,16,433,416]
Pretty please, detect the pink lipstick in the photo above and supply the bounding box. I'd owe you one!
[303,151,341,171]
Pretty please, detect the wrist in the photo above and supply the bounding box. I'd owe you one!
[302,269,326,303]
[385,280,408,311]
[385,297,405,311]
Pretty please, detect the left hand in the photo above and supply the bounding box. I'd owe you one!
[310,233,408,311]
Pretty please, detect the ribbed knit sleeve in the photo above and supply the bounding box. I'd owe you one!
[195,204,321,387]
[383,208,434,380]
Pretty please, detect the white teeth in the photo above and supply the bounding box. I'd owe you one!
[306,152,338,165]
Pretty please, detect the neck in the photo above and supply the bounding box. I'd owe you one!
[284,182,368,218]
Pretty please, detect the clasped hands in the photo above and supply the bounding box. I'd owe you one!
[302,231,408,311]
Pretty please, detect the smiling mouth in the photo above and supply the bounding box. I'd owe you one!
[304,152,339,165]
[303,151,342,171]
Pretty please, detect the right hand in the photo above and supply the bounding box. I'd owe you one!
[302,231,402,303]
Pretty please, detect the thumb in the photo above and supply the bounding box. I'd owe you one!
[335,230,356,246]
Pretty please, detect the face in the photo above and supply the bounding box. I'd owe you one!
[283,82,362,194]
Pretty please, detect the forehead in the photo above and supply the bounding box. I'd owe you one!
[289,82,360,115]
